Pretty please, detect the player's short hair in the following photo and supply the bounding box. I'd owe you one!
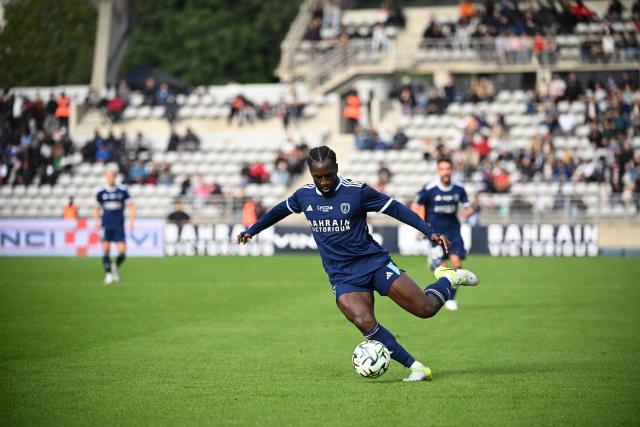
[437,157,453,166]
[307,146,337,168]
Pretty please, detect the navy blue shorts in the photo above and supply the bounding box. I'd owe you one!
[101,226,126,242]
[333,260,402,301]
[431,230,466,260]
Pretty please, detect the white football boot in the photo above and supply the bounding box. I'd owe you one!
[104,272,113,285]
[403,361,433,382]
[444,299,459,311]
[434,266,479,287]
[111,264,120,283]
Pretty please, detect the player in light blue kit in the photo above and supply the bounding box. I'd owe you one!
[237,146,479,381]
[415,158,474,311]
[94,168,135,285]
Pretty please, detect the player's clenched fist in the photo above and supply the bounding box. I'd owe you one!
[237,231,253,244]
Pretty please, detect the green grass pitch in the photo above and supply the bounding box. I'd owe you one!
[1,255,639,426]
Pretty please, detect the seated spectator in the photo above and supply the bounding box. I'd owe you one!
[304,17,322,41]
[248,161,269,184]
[391,128,408,150]
[376,162,393,191]
[572,0,595,22]
[182,127,201,152]
[607,0,626,21]
[558,108,576,134]
[155,82,172,106]
[157,163,174,185]
[106,95,125,122]
[382,2,406,28]
[129,160,148,184]
[487,164,510,193]
[272,158,291,186]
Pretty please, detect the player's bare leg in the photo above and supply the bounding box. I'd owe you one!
[112,242,127,283]
[336,291,377,334]
[337,291,429,382]
[388,272,443,319]
[101,241,113,285]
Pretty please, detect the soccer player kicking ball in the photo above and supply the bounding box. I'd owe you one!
[237,146,479,381]
[94,168,135,285]
[415,158,475,311]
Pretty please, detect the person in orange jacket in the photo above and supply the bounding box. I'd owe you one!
[55,92,70,129]
[343,89,362,133]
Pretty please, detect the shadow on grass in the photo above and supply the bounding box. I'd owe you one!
[366,361,567,384]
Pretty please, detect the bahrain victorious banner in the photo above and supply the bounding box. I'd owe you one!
[162,222,399,256]
[162,222,598,257]
[483,223,599,257]
[0,219,164,256]
[397,223,598,257]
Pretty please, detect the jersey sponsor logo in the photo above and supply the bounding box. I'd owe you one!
[340,203,351,214]
[316,205,333,213]
[433,205,457,214]
[103,201,124,210]
[434,194,459,202]
[308,219,350,233]
[306,205,313,212]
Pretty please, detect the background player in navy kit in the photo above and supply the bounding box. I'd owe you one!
[237,146,479,381]
[94,168,135,285]
[415,158,474,311]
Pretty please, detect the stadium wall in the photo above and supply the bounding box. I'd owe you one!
[3,219,632,257]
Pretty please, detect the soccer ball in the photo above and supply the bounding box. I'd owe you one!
[352,340,391,378]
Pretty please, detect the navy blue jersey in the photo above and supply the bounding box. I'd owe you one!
[415,180,469,233]
[246,177,435,288]
[96,184,131,228]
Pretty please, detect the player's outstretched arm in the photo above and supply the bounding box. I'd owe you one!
[93,205,101,228]
[236,200,293,245]
[383,200,451,253]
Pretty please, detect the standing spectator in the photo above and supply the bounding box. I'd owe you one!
[55,92,70,129]
[343,89,362,133]
[167,201,191,225]
[44,94,58,133]
[143,78,156,105]
[459,0,477,22]
[63,197,78,220]
[565,73,584,102]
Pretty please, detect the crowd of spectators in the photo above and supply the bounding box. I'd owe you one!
[79,129,174,186]
[411,72,640,210]
[422,0,640,65]
[0,90,75,187]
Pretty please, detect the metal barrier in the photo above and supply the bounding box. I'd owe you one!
[417,35,640,65]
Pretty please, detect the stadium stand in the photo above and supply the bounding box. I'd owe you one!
[341,71,640,221]
[2,1,639,224]
[0,83,328,220]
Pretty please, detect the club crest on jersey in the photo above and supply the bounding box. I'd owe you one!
[340,203,350,214]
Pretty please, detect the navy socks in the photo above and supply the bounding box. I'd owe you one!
[424,277,455,311]
[102,254,111,272]
[116,253,126,267]
[364,322,415,368]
